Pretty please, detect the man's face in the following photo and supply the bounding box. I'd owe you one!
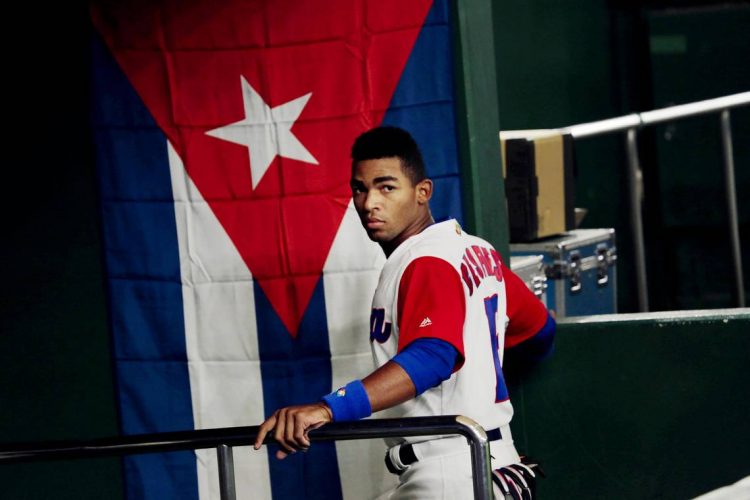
[350,157,429,248]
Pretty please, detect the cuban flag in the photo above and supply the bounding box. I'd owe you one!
[90,0,463,498]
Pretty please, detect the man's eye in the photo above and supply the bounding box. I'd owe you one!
[382,185,395,192]
[351,185,364,194]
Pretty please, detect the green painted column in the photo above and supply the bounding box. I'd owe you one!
[452,0,510,259]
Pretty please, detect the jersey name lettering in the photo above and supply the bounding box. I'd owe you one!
[460,245,504,295]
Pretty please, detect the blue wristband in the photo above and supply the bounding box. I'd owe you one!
[322,380,372,422]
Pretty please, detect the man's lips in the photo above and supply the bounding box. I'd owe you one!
[365,218,385,229]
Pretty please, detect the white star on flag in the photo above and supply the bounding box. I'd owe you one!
[206,76,318,189]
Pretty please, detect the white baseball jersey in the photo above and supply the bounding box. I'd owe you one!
[370,219,520,446]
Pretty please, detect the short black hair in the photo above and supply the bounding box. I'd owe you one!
[351,126,427,185]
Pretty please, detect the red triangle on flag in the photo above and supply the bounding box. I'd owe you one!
[91,0,433,337]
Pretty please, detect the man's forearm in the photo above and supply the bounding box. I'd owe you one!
[361,361,417,412]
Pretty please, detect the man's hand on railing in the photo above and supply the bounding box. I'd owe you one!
[253,403,333,459]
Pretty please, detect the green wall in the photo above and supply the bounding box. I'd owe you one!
[492,1,637,312]
[508,310,750,499]
[646,6,750,310]
[493,1,750,313]
[0,2,123,498]
[0,172,122,500]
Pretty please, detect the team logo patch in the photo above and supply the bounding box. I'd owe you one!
[370,308,392,343]
[419,317,432,328]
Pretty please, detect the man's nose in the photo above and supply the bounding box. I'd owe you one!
[363,190,380,212]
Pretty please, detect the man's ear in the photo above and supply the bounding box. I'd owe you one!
[416,179,433,204]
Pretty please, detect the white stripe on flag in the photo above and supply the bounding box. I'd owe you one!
[168,142,272,500]
[323,201,397,499]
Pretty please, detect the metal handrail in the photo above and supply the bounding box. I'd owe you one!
[559,91,750,310]
[0,415,494,500]
[562,92,750,138]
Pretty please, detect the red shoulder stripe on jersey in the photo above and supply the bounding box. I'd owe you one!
[503,263,549,348]
[396,256,466,366]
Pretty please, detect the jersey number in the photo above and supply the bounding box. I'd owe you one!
[483,294,509,402]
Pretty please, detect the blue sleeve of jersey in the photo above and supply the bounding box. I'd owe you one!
[506,313,555,363]
[392,338,459,396]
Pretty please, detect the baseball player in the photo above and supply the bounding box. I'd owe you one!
[255,126,555,499]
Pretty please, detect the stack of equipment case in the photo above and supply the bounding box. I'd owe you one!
[510,229,617,318]
[509,255,548,307]
[500,129,576,241]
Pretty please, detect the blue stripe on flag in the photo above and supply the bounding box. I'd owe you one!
[382,0,462,225]
[91,32,199,500]
[256,278,343,500]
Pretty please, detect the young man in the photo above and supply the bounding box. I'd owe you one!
[255,126,555,499]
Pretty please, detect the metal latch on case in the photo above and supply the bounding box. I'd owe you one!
[545,252,582,293]
[595,244,617,287]
[531,274,548,299]
[568,251,582,293]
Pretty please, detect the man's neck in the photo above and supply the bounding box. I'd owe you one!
[381,213,435,257]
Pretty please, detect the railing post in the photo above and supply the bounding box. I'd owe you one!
[625,127,649,312]
[720,109,745,307]
[455,416,493,500]
[217,444,236,500]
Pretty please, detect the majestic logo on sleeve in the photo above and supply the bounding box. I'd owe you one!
[460,245,504,296]
[91,0,433,337]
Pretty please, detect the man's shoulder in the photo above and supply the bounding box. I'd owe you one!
[385,220,499,275]
[401,221,478,266]
[424,221,498,254]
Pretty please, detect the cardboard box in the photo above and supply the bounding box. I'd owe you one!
[499,129,576,241]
